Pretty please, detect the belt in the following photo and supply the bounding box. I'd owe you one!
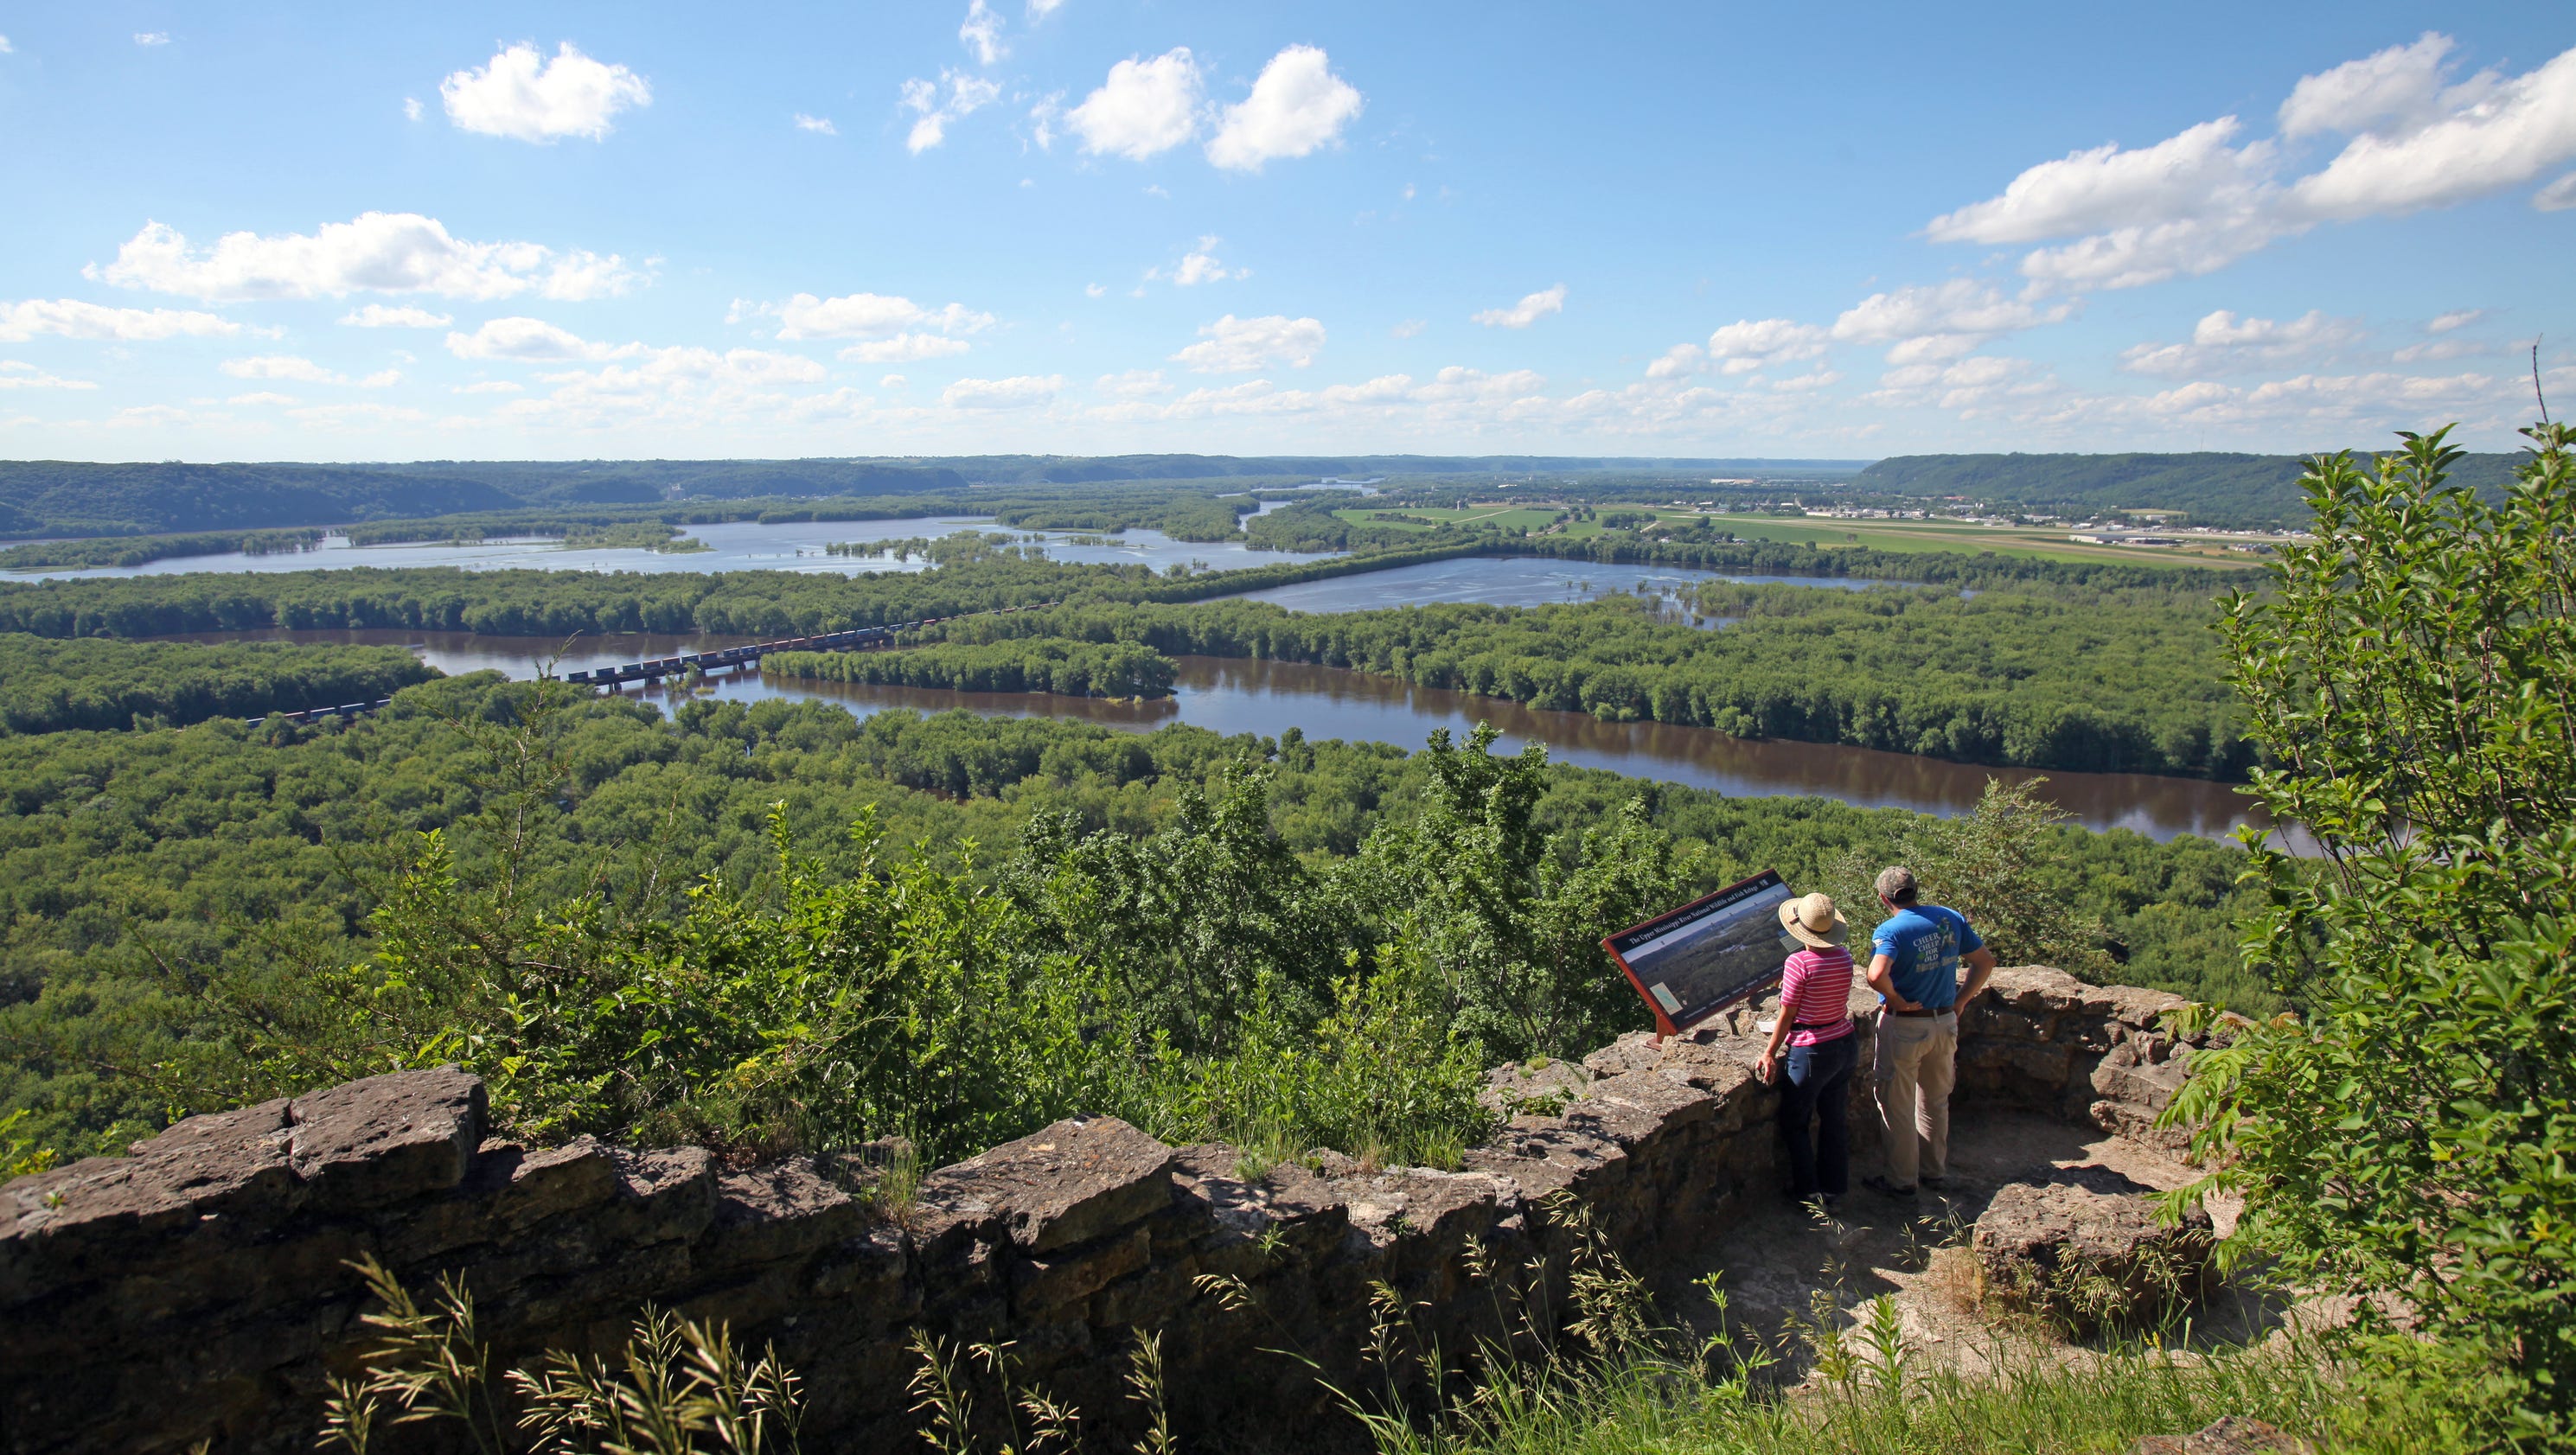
[1889,1006,1953,1018]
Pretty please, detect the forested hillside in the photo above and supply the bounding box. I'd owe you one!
[0,676,2264,1165]
[1862,450,2521,527]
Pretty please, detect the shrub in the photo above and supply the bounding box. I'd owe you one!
[2167,424,2576,1446]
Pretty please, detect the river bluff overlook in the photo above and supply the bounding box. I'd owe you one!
[3,966,2207,1455]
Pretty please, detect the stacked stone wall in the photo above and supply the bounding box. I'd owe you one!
[0,967,2201,1454]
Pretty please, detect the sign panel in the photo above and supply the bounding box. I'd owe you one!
[1601,869,1799,1036]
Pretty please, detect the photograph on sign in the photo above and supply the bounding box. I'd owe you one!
[1601,869,1800,1035]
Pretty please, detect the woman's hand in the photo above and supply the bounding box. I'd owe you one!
[1756,1051,1778,1085]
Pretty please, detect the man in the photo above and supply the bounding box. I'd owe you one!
[1860,865,1997,1198]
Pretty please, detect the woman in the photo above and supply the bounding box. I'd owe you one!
[1756,890,1858,1210]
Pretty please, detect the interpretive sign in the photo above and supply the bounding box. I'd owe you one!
[1601,869,1799,1037]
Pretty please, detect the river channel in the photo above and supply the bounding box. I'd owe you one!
[173,627,2266,845]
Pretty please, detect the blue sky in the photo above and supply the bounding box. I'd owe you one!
[1,2,2570,462]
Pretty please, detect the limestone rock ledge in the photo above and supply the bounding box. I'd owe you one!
[0,968,2212,1455]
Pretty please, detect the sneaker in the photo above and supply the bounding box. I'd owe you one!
[1863,1174,1917,1198]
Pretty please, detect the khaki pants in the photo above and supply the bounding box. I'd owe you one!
[1873,1011,1956,1187]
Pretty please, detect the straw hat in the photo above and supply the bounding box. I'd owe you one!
[1777,891,1848,948]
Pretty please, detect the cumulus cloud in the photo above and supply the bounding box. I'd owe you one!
[134,31,169,46]
[794,112,837,135]
[1172,313,1326,372]
[1926,35,2576,290]
[1096,369,1170,398]
[1831,280,2074,361]
[0,361,99,391]
[901,69,1001,152]
[1068,48,1202,160]
[94,213,640,302]
[1145,235,1241,286]
[446,316,631,362]
[838,334,973,363]
[1205,45,1363,171]
[1650,317,1834,377]
[440,41,650,143]
[2118,309,2366,376]
[404,97,423,122]
[1472,284,1566,329]
[339,303,453,329]
[2279,31,2459,138]
[1027,0,1064,17]
[749,291,994,341]
[0,298,240,341]
[227,392,299,406]
[0,35,14,54]
[942,373,1062,409]
[221,354,402,386]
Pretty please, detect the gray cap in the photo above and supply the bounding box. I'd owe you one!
[1874,865,1919,904]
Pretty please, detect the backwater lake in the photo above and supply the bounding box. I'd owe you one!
[173,623,2272,846]
[13,516,1339,581]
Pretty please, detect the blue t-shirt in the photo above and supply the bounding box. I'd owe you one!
[1871,904,1984,1011]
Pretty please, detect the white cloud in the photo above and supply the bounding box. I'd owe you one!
[1472,284,1566,329]
[0,35,14,54]
[2426,308,2487,333]
[1205,45,1364,171]
[2394,337,2500,364]
[134,31,169,47]
[338,303,453,329]
[452,380,522,394]
[902,69,1001,152]
[1646,344,1703,380]
[1391,318,1426,339]
[0,298,240,341]
[1770,368,1843,392]
[226,391,298,406]
[0,361,99,391]
[1097,368,1170,398]
[794,112,837,136]
[446,316,631,362]
[2294,46,2576,220]
[403,97,423,122]
[942,373,1062,409]
[837,334,973,363]
[1927,35,2576,290]
[2118,309,2366,376]
[94,213,639,302]
[880,373,908,389]
[1161,235,1239,286]
[221,354,404,387]
[959,0,1005,65]
[1084,283,1107,298]
[2540,171,2576,210]
[1026,0,1064,17]
[1069,48,1202,160]
[440,41,650,144]
[1831,280,2074,361]
[1173,313,1326,372]
[1704,317,1830,373]
[2279,31,2458,138]
[753,291,995,341]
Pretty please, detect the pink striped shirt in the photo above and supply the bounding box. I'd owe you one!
[1778,945,1856,1046]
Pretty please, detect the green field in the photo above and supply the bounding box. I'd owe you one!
[1334,504,1565,533]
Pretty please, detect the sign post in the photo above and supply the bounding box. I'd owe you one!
[1601,869,1800,1039]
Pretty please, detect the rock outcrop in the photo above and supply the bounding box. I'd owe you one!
[0,967,2215,1454]
[1974,1167,2218,1335]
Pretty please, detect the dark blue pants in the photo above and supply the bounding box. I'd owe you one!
[1777,1033,1857,1200]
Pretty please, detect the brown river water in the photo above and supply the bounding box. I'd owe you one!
[173,629,2273,846]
